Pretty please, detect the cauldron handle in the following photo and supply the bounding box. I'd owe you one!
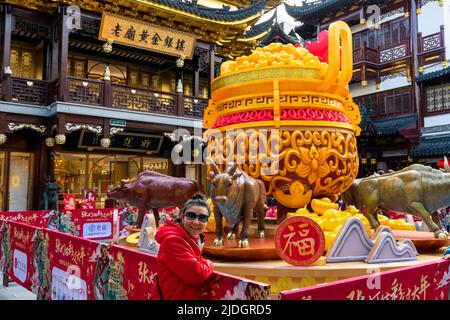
[318,21,353,94]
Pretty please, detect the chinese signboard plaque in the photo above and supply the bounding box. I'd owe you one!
[99,12,196,59]
[275,216,325,266]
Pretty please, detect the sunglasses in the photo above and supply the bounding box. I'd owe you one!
[184,211,209,223]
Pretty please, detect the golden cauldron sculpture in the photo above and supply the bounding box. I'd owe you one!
[203,21,361,222]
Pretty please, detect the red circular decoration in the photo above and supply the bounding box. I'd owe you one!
[275,216,325,266]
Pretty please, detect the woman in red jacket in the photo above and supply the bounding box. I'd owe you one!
[155,194,214,300]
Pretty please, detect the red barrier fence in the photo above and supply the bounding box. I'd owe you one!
[0,208,125,240]
[280,259,450,300]
[0,219,270,300]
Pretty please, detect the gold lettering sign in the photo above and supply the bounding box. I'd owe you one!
[99,12,196,59]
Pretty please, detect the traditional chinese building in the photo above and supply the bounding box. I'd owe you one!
[0,0,281,211]
[285,0,449,176]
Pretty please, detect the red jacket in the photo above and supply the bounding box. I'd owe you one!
[155,220,214,300]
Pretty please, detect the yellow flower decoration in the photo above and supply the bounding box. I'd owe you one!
[296,145,331,184]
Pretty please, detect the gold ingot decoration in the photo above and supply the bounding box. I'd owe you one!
[361,80,368,87]
[204,21,360,210]
[439,0,444,7]
[416,8,422,14]
[441,61,448,68]
[404,12,410,18]
[418,66,424,73]
[375,83,380,89]
[359,18,366,25]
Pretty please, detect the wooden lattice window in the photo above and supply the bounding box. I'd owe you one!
[127,67,160,90]
[426,83,450,113]
[10,42,43,79]
[68,56,88,78]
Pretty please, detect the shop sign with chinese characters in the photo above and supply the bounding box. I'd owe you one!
[99,12,196,59]
[78,130,164,153]
[275,216,325,266]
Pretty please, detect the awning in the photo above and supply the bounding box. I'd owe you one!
[416,66,450,84]
[371,113,418,135]
[411,134,450,158]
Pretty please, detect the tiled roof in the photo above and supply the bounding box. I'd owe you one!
[151,0,266,22]
[242,12,276,38]
[411,134,450,158]
[416,66,450,84]
[284,0,388,21]
[259,22,301,46]
[371,113,418,135]
[284,0,353,19]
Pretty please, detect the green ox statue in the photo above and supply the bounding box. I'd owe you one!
[343,157,450,239]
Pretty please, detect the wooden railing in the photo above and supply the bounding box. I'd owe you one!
[2,76,206,119]
[67,77,104,106]
[11,77,49,106]
[379,41,410,64]
[353,43,379,64]
[418,26,445,54]
[184,96,208,118]
[111,84,178,116]
[417,26,445,68]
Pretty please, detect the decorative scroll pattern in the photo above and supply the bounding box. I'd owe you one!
[215,62,221,78]
[379,44,407,63]
[212,109,350,128]
[184,97,208,118]
[380,8,404,20]
[381,70,406,81]
[68,78,102,105]
[65,123,102,134]
[8,122,46,133]
[421,0,438,6]
[11,78,48,106]
[112,85,176,115]
[422,33,442,52]
[13,16,50,38]
[194,47,210,74]
[206,129,359,209]
[78,16,100,36]
[216,94,344,113]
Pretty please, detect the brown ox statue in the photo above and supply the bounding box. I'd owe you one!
[207,158,267,248]
[107,170,201,227]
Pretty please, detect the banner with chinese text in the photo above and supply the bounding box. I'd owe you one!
[2,221,36,292]
[280,259,450,300]
[0,210,50,227]
[43,229,103,300]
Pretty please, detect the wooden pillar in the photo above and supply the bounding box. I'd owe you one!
[57,5,70,102]
[0,5,12,101]
[193,54,200,97]
[208,44,215,98]
[34,136,49,210]
[102,117,110,141]
[360,4,367,25]
[176,60,185,116]
[103,69,112,108]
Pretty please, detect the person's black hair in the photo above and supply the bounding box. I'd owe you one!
[181,193,211,216]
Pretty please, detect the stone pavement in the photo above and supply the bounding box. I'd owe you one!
[0,272,36,300]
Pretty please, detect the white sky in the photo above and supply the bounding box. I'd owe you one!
[258,0,322,25]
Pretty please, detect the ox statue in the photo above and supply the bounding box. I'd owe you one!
[107,170,201,227]
[207,158,267,248]
[343,157,450,239]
